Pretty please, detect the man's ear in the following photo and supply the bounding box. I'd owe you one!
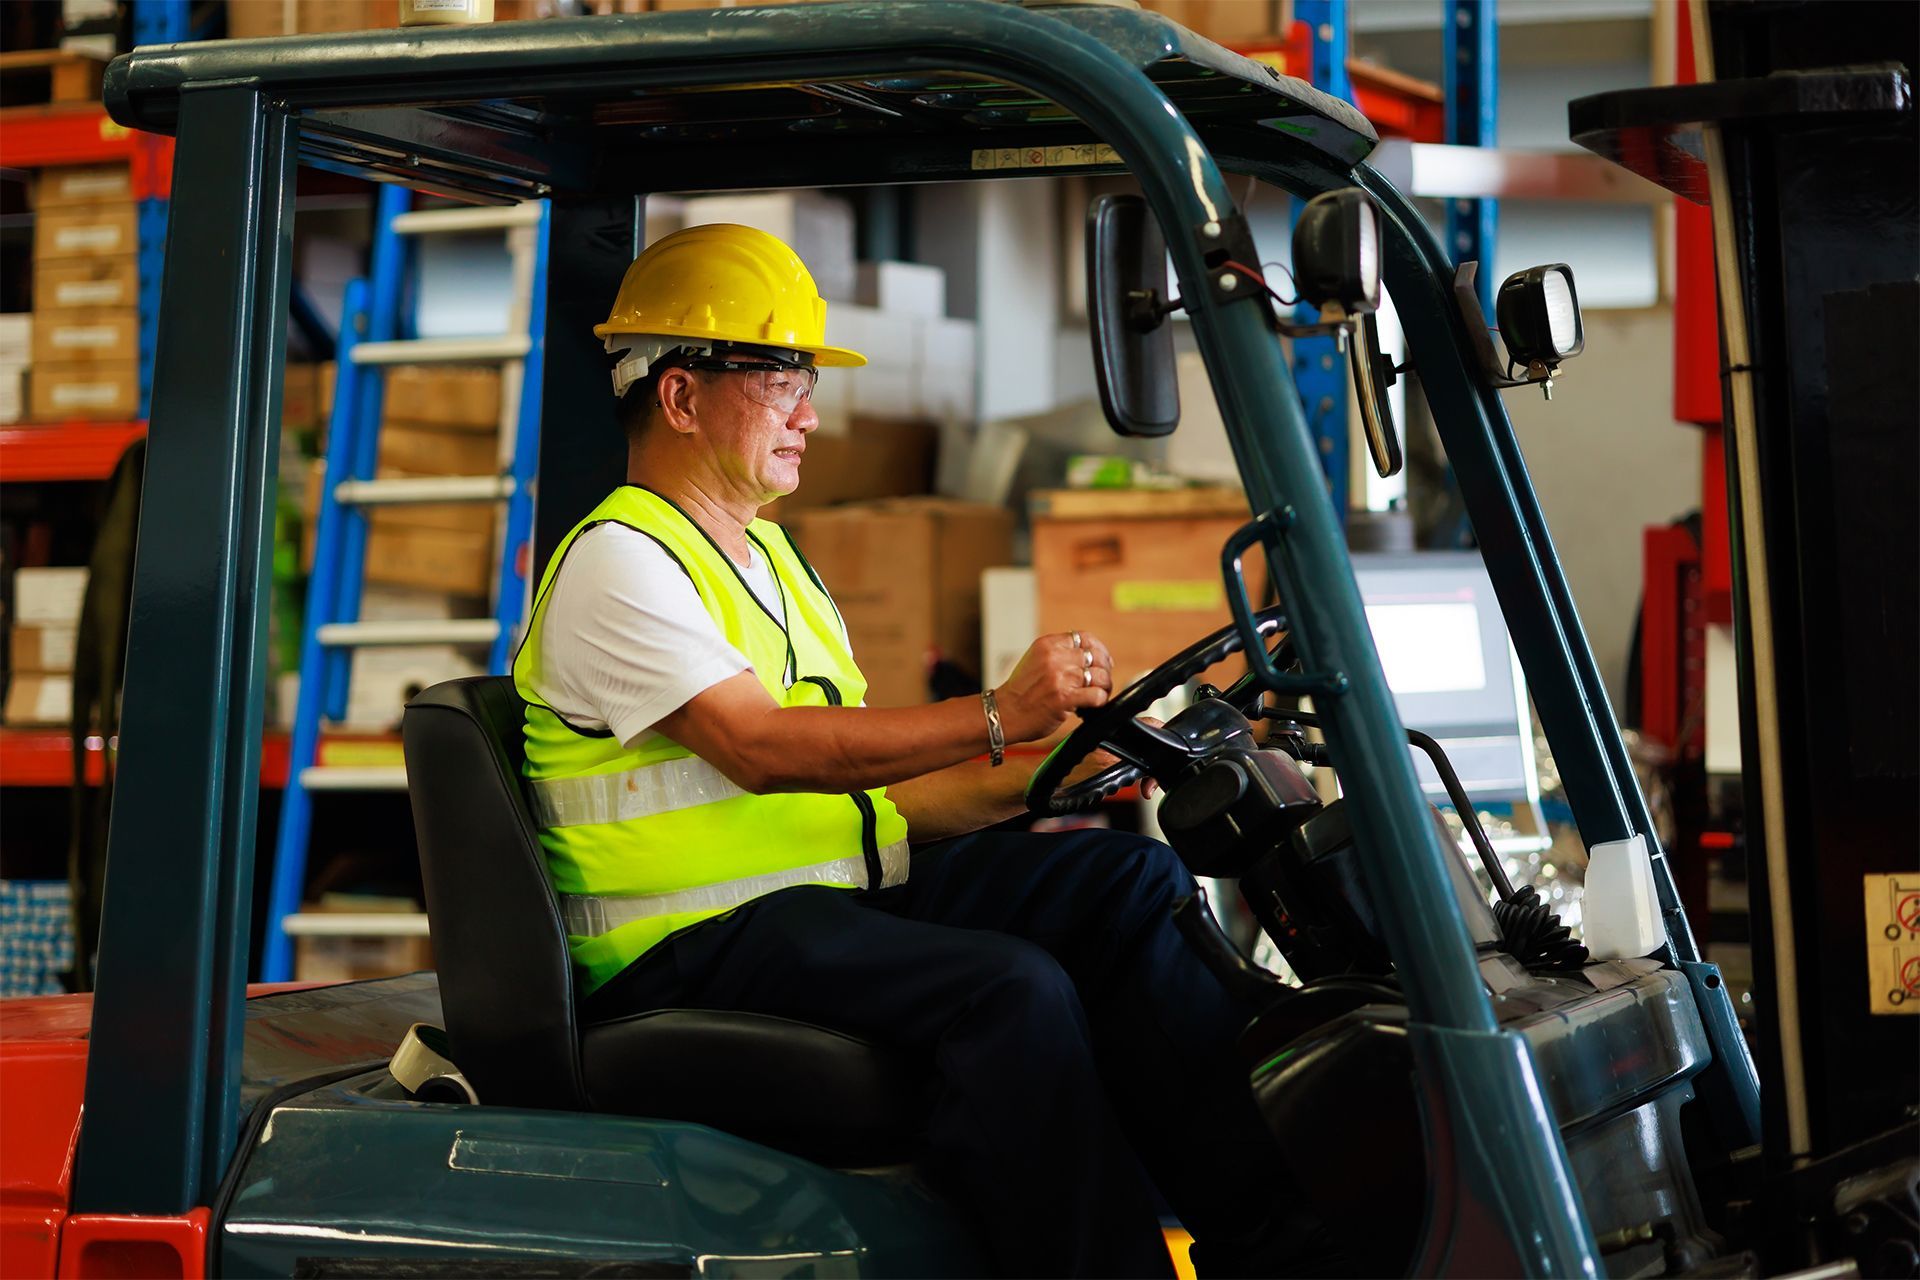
[656,368,699,435]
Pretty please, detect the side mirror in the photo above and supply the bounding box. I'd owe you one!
[1086,194,1180,438]
[1350,312,1403,479]
[1454,261,1586,399]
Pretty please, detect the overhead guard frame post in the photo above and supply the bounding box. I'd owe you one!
[96,6,1599,1268]
[73,84,297,1215]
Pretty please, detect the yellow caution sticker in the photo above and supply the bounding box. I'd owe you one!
[970,143,1121,171]
[1864,872,1920,1015]
[1113,580,1223,612]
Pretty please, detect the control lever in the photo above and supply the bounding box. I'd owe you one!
[1256,709,1515,902]
[1171,890,1293,1011]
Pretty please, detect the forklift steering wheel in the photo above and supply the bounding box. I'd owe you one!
[1024,607,1291,815]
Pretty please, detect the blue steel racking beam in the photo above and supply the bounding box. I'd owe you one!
[1290,0,1353,519]
[1446,0,1499,315]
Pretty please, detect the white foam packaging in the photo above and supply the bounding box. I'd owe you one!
[915,317,978,422]
[13,567,89,625]
[854,261,947,319]
[0,315,30,366]
[0,364,24,425]
[980,566,1037,689]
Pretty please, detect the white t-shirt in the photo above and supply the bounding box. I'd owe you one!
[528,522,787,748]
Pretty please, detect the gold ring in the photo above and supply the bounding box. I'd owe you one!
[1070,631,1082,648]
[1083,668,1093,686]
[1082,649,1094,667]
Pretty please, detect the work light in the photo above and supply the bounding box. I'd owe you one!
[1495,264,1584,372]
[1291,188,1382,323]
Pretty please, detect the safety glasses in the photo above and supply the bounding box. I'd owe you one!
[681,358,819,415]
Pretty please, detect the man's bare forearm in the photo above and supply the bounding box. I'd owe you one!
[886,760,1033,841]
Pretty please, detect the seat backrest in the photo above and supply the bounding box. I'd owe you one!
[402,675,587,1108]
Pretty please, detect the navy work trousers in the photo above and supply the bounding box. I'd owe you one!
[582,829,1303,1277]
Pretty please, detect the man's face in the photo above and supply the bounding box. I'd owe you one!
[666,360,820,502]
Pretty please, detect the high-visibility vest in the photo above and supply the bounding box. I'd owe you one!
[513,485,910,994]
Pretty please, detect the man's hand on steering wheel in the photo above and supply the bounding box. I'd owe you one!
[993,630,1116,742]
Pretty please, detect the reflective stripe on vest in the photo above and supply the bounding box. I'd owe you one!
[531,755,747,827]
[560,839,911,937]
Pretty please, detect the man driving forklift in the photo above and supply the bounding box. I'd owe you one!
[510,222,1325,1278]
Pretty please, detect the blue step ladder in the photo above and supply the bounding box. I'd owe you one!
[261,186,551,982]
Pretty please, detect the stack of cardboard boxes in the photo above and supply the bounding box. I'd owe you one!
[302,366,503,600]
[297,366,503,729]
[27,164,142,423]
[4,568,87,728]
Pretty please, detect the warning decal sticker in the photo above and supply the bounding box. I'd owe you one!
[1864,873,1920,1016]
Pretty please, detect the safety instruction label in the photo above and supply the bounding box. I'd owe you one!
[1863,872,1920,1015]
[971,144,1122,172]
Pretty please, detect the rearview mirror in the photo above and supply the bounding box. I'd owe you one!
[1350,312,1403,478]
[1086,194,1180,438]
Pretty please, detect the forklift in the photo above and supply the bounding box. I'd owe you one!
[0,3,1906,1276]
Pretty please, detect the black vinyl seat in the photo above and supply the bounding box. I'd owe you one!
[402,676,925,1167]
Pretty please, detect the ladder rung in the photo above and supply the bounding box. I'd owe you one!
[391,205,541,235]
[351,335,530,365]
[334,476,514,506]
[317,619,501,647]
[299,766,409,792]
[281,911,431,938]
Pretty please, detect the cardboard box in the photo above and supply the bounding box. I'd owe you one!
[1030,487,1267,688]
[385,366,501,431]
[35,164,133,210]
[378,421,501,475]
[854,261,946,319]
[760,416,938,521]
[1141,0,1288,44]
[303,460,497,540]
[33,204,138,265]
[0,315,30,365]
[227,0,300,37]
[30,308,138,367]
[283,362,321,430]
[681,192,856,302]
[30,361,139,421]
[4,674,72,728]
[294,0,401,33]
[36,258,139,311]
[13,568,89,624]
[783,498,1014,707]
[291,894,432,983]
[303,517,495,597]
[11,626,78,675]
[346,646,486,728]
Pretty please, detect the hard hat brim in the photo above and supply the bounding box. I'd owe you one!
[798,341,866,369]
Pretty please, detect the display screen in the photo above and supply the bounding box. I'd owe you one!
[1365,600,1487,694]
[1351,552,1534,805]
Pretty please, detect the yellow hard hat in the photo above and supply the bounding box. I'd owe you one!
[594,223,866,368]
